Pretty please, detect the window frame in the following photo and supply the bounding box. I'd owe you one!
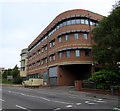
[75,50,80,57]
[65,34,70,41]
[66,50,71,58]
[59,52,62,59]
[58,37,62,43]
[74,33,79,40]
[83,33,88,40]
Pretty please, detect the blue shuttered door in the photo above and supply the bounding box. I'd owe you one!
[49,66,57,85]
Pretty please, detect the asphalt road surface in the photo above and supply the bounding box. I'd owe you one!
[1,86,119,111]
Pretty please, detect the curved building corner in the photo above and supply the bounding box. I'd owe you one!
[20,48,28,80]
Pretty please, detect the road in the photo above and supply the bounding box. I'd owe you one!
[0,86,119,111]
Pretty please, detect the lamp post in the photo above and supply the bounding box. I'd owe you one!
[88,13,95,76]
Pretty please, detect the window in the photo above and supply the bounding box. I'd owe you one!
[21,60,25,67]
[52,41,55,46]
[74,33,79,40]
[85,19,89,25]
[92,22,96,26]
[90,21,93,25]
[45,58,48,64]
[33,63,36,67]
[66,20,71,25]
[65,35,70,41]
[49,56,52,62]
[83,34,88,40]
[33,53,36,58]
[29,56,32,60]
[66,51,71,58]
[59,52,62,59]
[36,60,40,66]
[50,40,55,48]
[81,19,84,24]
[50,42,52,48]
[75,50,80,57]
[56,25,60,29]
[41,60,44,65]
[42,48,44,52]
[76,19,81,24]
[71,20,76,24]
[85,50,90,57]
[63,21,66,26]
[59,23,63,28]
[43,72,48,82]
[37,50,40,55]
[58,37,62,43]
[45,46,47,51]
[53,55,55,61]
[21,53,27,57]
[21,67,25,71]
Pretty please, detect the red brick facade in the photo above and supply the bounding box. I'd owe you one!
[27,9,103,85]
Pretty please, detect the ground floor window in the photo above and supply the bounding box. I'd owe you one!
[85,50,91,57]
[43,72,49,82]
[75,50,80,57]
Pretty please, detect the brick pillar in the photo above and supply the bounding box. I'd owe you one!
[75,80,82,90]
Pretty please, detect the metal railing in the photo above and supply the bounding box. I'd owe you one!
[82,81,96,89]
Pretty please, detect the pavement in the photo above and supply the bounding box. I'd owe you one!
[35,86,119,100]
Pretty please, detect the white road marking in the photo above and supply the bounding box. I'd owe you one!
[85,101,89,103]
[85,100,96,105]
[16,105,28,110]
[54,108,61,111]
[87,102,96,104]
[76,103,82,105]
[52,100,73,104]
[20,93,25,96]
[8,91,11,93]
[24,94,51,101]
[94,100,105,102]
[7,90,50,101]
[66,105,72,108]
[39,97,50,101]
[98,99,103,100]
[0,99,5,101]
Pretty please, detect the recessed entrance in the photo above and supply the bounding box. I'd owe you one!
[58,64,91,86]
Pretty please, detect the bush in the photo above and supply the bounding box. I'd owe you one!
[12,76,23,84]
[2,79,13,84]
[88,70,120,90]
[114,85,120,91]
[88,77,94,81]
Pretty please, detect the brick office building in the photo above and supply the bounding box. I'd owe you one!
[27,9,103,86]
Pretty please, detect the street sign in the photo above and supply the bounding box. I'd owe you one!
[7,75,13,80]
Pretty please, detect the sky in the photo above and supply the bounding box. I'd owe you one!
[0,0,116,69]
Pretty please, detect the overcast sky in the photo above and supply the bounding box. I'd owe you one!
[0,0,116,69]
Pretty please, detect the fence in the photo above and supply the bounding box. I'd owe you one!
[82,81,96,89]
[75,80,120,96]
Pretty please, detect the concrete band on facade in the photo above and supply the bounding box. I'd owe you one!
[27,9,103,86]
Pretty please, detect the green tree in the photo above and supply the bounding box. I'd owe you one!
[90,1,120,90]
[92,2,120,72]
[2,69,12,79]
[2,65,22,84]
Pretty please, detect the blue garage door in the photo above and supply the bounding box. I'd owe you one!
[49,66,57,85]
